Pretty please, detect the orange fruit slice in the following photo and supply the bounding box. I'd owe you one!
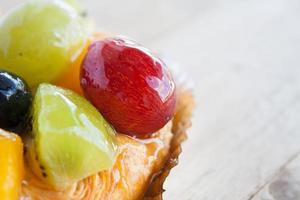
[0,129,24,200]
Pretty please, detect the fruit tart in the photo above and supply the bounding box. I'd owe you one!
[0,1,194,199]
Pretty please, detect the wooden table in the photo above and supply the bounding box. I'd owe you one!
[1,0,300,199]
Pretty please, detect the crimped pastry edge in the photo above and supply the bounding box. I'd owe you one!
[143,89,194,200]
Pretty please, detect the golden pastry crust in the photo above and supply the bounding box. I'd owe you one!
[144,89,194,200]
[21,89,194,200]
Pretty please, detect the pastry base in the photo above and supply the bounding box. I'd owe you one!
[21,89,194,200]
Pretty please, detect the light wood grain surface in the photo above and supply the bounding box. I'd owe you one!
[1,0,300,200]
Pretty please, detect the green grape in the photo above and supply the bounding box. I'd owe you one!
[0,0,88,88]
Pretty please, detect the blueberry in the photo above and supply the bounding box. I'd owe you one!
[0,70,32,134]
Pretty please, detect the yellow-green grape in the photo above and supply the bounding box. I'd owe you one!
[27,84,118,189]
[0,0,88,88]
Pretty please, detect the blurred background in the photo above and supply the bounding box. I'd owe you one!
[1,0,300,199]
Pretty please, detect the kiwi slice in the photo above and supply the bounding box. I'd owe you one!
[27,84,118,189]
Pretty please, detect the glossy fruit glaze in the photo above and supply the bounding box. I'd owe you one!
[0,70,32,134]
[81,38,176,138]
